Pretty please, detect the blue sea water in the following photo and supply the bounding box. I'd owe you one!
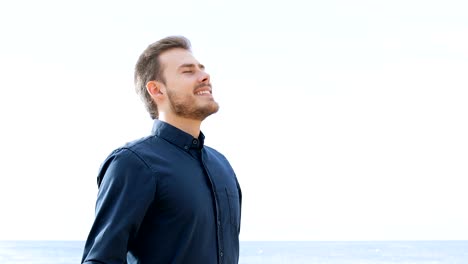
[0,240,467,264]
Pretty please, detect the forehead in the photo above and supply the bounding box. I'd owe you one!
[159,48,198,71]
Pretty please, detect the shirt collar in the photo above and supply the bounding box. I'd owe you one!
[151,119,205,151]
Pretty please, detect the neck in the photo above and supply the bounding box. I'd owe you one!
[159,113,202,138]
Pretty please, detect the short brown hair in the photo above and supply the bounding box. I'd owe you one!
[134,36,191,119]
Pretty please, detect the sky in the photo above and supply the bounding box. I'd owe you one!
[0,0,467,241]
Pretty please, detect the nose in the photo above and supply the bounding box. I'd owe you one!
[198,70,210,84]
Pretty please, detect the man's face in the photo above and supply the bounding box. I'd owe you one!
[158,48,219,121]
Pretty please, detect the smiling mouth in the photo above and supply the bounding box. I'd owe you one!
[196,90,211,95]
[194,83,212,96]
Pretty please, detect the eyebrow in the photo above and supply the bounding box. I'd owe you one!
[178,63,205,70]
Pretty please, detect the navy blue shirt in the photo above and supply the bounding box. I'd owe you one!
[82,120,242,264]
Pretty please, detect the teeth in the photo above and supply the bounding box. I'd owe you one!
[196,91,210,95]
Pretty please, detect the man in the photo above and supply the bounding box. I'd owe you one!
[82,36,242,264]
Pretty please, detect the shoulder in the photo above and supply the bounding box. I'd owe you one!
[96,136,158,186]
[204,145,230,161]
[203,145,234,168]
[106,134,165,166]
[105,136,154,166]
[204,145,226,158]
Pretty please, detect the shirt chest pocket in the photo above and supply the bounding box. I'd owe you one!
[220,187,241,231]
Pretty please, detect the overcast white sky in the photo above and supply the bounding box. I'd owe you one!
[0,0,467,241]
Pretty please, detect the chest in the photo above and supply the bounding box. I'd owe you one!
[152,149,238,218]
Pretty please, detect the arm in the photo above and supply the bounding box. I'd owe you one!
[82,148,156,264]
[235,176,242,234]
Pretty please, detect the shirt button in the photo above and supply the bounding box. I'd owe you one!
[184,146,189,150]
[192,139,198,144]
[220,251,224,257]
[217,220,221,226]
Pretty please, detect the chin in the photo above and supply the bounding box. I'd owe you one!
[198,104,220,120]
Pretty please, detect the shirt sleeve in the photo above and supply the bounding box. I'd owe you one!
[82,148,156,264]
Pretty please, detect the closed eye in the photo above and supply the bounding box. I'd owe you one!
[179,63,204,74]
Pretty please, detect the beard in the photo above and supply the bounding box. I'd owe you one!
[166,88,220,121]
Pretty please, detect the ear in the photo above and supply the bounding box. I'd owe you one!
[146,80,165,102]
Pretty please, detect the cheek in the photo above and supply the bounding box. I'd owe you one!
[167,77,192,91]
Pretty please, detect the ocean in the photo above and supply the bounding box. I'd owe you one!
[0,240,467,264]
